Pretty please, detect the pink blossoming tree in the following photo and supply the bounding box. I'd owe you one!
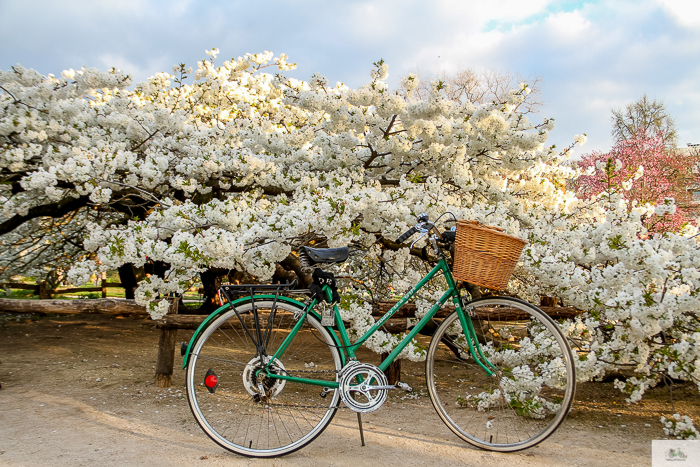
[575,132,699,233]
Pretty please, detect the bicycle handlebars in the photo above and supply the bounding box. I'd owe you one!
[395,226,418,244]
[395,212,454,244]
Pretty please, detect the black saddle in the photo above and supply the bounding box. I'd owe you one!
[301,246,349,264]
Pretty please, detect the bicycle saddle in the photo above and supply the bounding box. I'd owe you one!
[301,246,349,264]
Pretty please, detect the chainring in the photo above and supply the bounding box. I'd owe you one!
[338,361,388,413]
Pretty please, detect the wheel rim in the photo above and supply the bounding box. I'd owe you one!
[426,297,575,451]
[186,301,341,457]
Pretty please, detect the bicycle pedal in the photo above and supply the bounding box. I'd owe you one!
[396,382,413,392]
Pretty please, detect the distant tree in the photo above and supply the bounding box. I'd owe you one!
[574,131,698,232]
[611,94,677,148]
[399,67,544,114]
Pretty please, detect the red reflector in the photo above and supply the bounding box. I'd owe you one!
[205,375,218,388]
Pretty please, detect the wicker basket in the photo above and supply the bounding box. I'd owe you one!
[452,220,527,290]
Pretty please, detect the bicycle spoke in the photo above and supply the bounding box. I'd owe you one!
[426,297,575,452]
[186,300,341,457]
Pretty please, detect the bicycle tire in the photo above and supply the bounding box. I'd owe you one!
[426,296,576,451]
[186,300,342,457]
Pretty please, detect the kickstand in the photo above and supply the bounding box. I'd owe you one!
[357,412,366,447]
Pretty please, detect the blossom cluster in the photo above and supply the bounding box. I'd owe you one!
[1,51,699,410]
[661,414,699,440]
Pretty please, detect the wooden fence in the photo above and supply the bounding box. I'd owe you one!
[2,280,123,299]
[2,281,204,299]
[0,294,582,388]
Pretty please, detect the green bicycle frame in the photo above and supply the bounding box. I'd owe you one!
[266,257,495,389]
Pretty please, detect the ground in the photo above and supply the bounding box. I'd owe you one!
[1,312,698,466]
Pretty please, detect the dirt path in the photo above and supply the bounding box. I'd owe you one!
[1,312,697,466]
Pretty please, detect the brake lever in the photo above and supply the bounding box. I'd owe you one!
[410,222,432,248]
[410,232,428,249]
[409,219,448,249]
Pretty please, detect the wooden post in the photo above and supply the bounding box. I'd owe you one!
[380,352,402,385]
[38,281,50,299]
[101,279,107,298]
[155,298,179,389]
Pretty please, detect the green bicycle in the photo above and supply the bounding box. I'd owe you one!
[182,213,576,457]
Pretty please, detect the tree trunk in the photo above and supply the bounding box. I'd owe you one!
[45,270,61,292]
[227,269,255,284]
[117,263,139,300]
[463,282,482,300]
[273,263,298,284]
[380,353,402,385]
[145,260,169,278]
[196,268,225,315]
[281,253,312,287]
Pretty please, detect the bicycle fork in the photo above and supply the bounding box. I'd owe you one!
[452,293,497,377]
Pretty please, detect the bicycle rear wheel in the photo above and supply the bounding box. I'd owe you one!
[186,300,342,457]
[426,296,575,451]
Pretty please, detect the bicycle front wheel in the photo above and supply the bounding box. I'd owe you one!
[186,300,342,457]
[426,296,575,452]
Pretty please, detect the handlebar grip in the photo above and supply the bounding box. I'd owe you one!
[396,226,418,244]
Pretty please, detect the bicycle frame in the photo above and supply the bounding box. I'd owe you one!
[265,257,496,389]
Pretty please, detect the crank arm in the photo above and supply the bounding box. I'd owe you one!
[355,382,413,392]
[355,384,394,392]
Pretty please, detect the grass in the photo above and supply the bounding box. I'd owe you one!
[1,283,204,304]
[2,289,36,299]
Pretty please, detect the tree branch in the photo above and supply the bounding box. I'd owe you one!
[0,196,90,236]
[281,253,312,287]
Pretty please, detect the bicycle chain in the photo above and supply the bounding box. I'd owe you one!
[192,353,338,374]
[262,402,342,409]
[260,367,341,409]
[280,368,339,376]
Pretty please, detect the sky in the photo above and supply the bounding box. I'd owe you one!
[1,0,699,157]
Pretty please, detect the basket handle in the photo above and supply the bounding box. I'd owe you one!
[461,220,505,232]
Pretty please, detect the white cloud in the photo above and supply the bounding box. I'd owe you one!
[436,0,554,24]
[97,54,168,81]
[1,0,698,153]
[544,11,592,40]
[658,0,700,28]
